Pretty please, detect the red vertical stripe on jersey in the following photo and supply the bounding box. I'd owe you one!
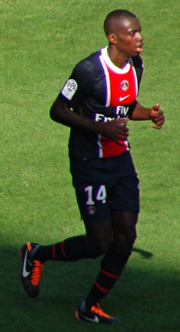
[98,51,138,158]
[107,64,137,106]
[98,136,129,158]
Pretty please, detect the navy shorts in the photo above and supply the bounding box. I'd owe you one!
[70,152,140,223]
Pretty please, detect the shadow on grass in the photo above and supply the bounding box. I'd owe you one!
[132,246,153,259]
[0,244,179,332]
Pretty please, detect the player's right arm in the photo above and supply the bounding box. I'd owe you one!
[50,61,129,144]
[50,97,129,143]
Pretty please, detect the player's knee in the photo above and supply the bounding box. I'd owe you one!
[122,226,137,247]
[128,226,137,245]
[113,225,137,253]
[88,236,112,258]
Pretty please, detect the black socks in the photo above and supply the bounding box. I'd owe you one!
[32,235,91,262]
[85,247,131,309]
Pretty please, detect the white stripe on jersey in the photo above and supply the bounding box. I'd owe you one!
[99,54,111,107]
[97,134,103,158]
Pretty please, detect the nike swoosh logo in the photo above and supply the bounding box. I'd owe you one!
[81,313,99,323]
[119,95,130,102]
[22,249,30,277]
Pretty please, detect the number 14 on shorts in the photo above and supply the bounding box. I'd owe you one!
[85,185,107,205]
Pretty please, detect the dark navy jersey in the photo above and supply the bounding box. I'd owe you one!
[59,47,143,159]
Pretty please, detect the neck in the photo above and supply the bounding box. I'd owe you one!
[107,46,129,69]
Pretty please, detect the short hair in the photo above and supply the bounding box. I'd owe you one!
[104,9,137,35]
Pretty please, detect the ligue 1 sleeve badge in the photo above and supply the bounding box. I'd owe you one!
[61,79,78,100]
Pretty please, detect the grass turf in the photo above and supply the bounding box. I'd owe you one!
[1,0,180,331]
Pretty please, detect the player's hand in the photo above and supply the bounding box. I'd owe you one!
[99,118,129,144]
[149,104,165,129]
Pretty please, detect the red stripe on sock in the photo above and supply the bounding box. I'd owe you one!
[61,241,67,259]
[52,244,56,259]
[100,269,119,279]
[94,281,109,293]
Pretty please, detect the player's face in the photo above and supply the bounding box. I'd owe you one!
[113,17,144,57]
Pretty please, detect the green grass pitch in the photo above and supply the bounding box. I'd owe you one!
[1,0,180,331]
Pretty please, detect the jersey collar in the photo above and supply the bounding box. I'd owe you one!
[101,47,131,74]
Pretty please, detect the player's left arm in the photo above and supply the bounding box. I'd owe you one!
[129,101,165,129]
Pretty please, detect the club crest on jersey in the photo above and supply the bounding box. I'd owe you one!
[87,206,96,215]
[61,79,78,100]
[120,80,129,91]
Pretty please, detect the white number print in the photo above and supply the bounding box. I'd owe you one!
[85,185,107,205]
[85,186,94,205]
[96,185,106,203]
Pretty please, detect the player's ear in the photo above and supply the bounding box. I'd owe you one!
[107,33,117,45]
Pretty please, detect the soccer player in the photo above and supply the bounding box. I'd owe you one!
[20,9,165,324]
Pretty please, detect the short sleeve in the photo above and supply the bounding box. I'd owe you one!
[131,56,144,88]
[59,60,94,109]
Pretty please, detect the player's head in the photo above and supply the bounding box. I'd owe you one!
[104,9,137,36]
[104,9,143,57]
